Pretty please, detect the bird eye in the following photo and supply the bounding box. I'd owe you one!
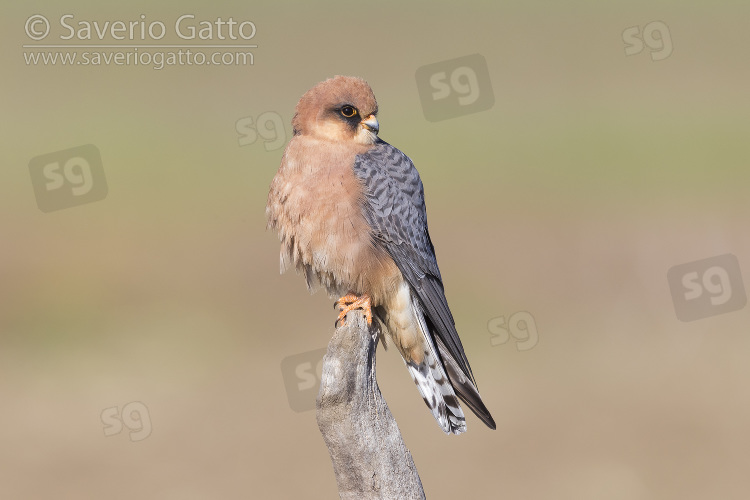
[340,105,357,118]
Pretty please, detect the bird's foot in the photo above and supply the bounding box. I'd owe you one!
[335,293,373,327]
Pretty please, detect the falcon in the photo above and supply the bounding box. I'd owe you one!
[266,76,495,434]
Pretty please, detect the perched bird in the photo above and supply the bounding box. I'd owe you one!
[266,76,495,434]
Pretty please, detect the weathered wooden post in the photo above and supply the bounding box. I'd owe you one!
[316,311,426,499]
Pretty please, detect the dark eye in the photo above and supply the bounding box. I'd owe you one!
[340,105,357,118]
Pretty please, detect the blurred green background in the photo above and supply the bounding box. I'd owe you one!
[2,1,749,499]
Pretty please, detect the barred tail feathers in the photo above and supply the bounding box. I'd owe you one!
[403,296,466,435]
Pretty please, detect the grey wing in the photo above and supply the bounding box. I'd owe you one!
[353,141,469,371]
[353,140,495,429]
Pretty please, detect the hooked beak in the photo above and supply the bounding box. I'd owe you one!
[361,115,379,134]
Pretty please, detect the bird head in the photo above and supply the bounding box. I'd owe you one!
[292,76,379,145]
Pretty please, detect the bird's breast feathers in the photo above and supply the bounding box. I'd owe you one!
[266,135,400,303]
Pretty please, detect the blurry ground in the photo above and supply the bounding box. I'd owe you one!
[2,1,749,499]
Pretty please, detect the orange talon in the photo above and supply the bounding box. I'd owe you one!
[335,293,373,327]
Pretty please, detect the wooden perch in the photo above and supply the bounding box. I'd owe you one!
[316,311,426,500]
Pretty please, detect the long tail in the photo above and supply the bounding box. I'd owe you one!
[403,297,467,434]
[403,293,497,433]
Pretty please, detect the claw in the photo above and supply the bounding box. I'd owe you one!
[335,293,373,327]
